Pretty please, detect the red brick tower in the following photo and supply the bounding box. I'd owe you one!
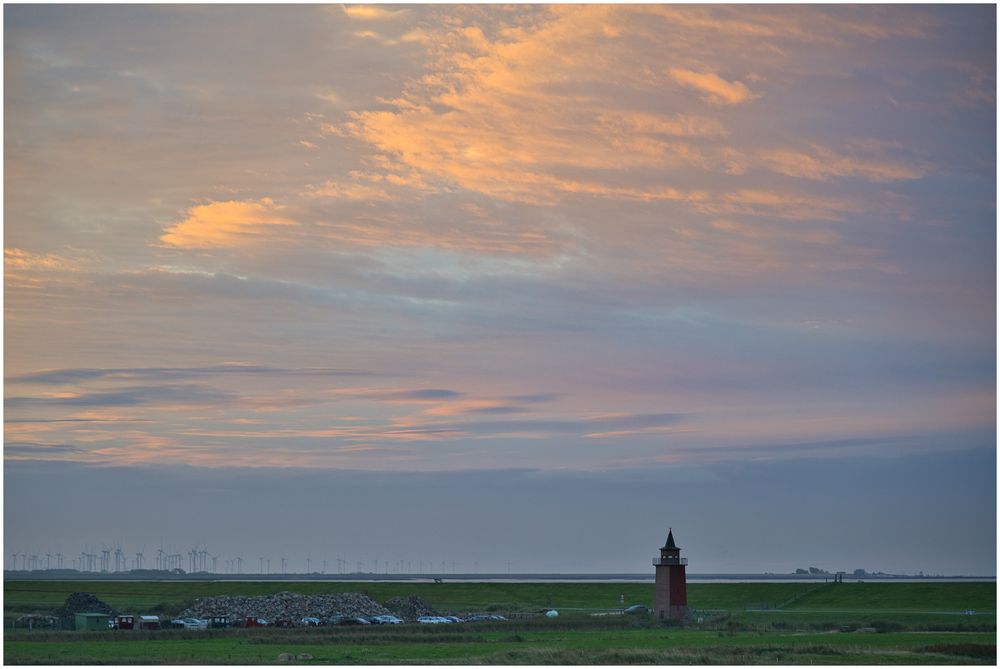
[653,528,688,619]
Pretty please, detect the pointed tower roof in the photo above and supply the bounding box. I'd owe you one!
[661,528,678,550]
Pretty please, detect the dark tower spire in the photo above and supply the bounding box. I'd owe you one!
[663,528,677,550]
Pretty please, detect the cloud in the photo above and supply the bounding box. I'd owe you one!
[595,111,729,139]
[4,441,86,461]
[699,189,859,222]
[6,384,233,409]
[646,5,936,44]
[335,7,752,206]
[422,400,532,417]
[651,435,925,464]
[396,412,689,440]
[375,388,464,401]
[7,364,376,385]
[340,5,408,21]
[504,394,559,404]
[759,144,931,182]
[668,68,756,105]
[4,248,82,272]
[160,198,299,249]
[302,180,391,201]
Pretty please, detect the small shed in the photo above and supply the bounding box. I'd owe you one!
[137,615,161,630]
[74,612,110,631]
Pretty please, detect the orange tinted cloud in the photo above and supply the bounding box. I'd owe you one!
[302,180,391,201]
[160,198,298,249]
[700,189,859,221]
[340,5,408,21]
[759,144,931,182]
[337,6,744,205]
[668,68,756,105]
[4,248,81,271]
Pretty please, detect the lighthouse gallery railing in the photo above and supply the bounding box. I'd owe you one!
[652,557,688,566]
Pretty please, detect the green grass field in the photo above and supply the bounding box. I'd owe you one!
[5,580,996,664]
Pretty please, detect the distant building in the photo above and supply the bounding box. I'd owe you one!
[74,612,109,631]
[653,528,688,619]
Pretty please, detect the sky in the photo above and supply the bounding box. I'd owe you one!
[3,4,996,575]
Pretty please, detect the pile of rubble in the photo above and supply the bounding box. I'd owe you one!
[54,592,117,624]
[179,591,391,623]
[385,596,436,620]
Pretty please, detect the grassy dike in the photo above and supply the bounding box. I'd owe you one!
[5,581,996,664]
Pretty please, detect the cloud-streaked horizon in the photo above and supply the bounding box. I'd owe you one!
[4,5,994,572]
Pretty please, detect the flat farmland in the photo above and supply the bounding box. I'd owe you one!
[5,580,995,664]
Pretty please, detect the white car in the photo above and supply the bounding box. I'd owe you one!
[370,615,403,625]
[416,616,452,624]
[171,618,208,630]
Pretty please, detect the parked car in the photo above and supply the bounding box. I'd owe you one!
[244,617,269,627]
[331,615,370,626]
[417,616,452,624]
[370,615,403,625]
[465,614,507,622]
[624,605,649,615]
[171,618,208,630]
[300,617,322,626]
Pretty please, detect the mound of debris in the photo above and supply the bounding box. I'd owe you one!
[54,592,117,627]
[385,595,436,620]
[179,591,391,623]
[16,614,61,630]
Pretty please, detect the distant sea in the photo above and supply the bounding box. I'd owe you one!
[4,571,995,583]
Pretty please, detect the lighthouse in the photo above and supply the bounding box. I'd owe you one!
[653,528,688,619]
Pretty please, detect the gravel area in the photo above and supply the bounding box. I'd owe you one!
[179,591,391,623]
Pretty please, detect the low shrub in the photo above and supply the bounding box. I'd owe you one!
[918,643,996,660]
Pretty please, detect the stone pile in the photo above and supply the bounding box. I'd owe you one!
[53,592,118,629]
[54,592,117,620]
[179,591,391,623]
[385,596,436,620]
